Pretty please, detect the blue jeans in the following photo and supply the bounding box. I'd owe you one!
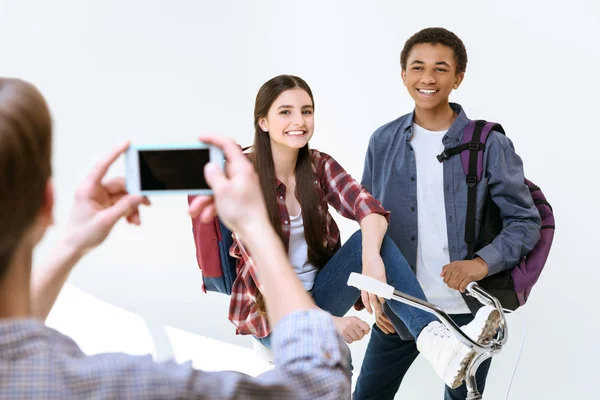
[353,311,492,400]
[257,230,436,348]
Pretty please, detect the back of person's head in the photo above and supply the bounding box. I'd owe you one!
[0,78,52,277]
[400,27,468,75]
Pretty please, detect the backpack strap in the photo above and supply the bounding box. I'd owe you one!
[437,119,505,258]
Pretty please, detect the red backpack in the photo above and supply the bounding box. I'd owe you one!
[188,195,238,295]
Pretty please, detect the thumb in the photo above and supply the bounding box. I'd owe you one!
[204,162,227,193]
[100,195,145,228]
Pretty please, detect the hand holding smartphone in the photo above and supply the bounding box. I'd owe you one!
[125,143,224,196]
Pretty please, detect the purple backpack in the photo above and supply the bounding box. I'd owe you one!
[437,120,555,310]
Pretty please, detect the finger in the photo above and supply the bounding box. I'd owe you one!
[458,277,471,293]
[343,334,354,344]
[440,264,450,277]
[383,318,396,334]
[87,141,130,183]
[126,209,140,225]
[103,177,126,194]
[200,204,217,223]
[347,329,360,342]
[442,267,453,283]
[198,135,245,166]
[99,194,145,228]
[204,162,228,193]
[369,293,380,315]
[377,315,394,334]
[376,319,391,334]
[353,326,366,340]
[448,272,462,290]
[357,319,371,335]
[361,291,373,315]
[372,298,384,316]
[445,271,456,288]
[188,195,214,218]
[378,295,386,304]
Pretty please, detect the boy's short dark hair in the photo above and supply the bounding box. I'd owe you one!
[400,27,468,75]
[0,78,52,277]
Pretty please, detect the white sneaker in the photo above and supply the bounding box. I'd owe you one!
[416,306,501,389]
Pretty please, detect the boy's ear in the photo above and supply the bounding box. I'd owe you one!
[453,72,465,89]
[258,118,269,133]
[401,69,407,86]
[38,179,55,227]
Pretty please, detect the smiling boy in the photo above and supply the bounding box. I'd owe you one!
[355,28,541,400]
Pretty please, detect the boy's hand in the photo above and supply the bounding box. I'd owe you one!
[188,135,269,236]
[62,142,150,255]
[440,258,489,292]
[375,311,396,335]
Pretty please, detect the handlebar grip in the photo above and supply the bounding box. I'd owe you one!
[347,272,394,300]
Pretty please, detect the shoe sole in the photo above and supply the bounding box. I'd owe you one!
[443,308,501,389]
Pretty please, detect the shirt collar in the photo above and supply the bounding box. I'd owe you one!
[399,103,470,145]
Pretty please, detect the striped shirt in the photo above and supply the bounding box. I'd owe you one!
[228,149,390,338]
[0,310,350,399]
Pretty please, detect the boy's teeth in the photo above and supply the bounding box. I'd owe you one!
[419,89,437,94]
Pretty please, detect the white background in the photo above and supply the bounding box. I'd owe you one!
[1,1,598,398]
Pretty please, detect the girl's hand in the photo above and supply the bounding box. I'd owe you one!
[333,316,371,343]
[361,254,387,316]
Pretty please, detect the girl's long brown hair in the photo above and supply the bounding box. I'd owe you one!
[252,75,334,315]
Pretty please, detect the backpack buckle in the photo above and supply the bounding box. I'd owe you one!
[436,151,449,162]
[468,142,482,151]
[466,175,478,187]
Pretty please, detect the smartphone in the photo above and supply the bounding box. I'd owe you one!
[125,143,224,196]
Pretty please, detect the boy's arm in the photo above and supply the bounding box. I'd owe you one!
[474,134,542,276]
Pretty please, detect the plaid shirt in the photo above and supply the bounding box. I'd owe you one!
[229,149,390,338]
[0,310,350,399]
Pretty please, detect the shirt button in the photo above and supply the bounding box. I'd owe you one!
[410,176,415,182]
[279,196,284,200]
[284,220,289,225]
[446,185,450,192]
[411,236,416,241]
[410,206,415,212]
[452,247,456,252]
[448,216,453,222]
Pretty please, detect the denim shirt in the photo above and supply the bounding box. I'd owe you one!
[361,103,541,280]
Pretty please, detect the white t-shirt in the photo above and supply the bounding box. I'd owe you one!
[411,123,470,314]
[288,210,319,290]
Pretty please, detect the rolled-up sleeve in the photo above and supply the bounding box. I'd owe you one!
[317,150,390,224]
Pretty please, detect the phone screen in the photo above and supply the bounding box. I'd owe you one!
[138,148,210,190]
